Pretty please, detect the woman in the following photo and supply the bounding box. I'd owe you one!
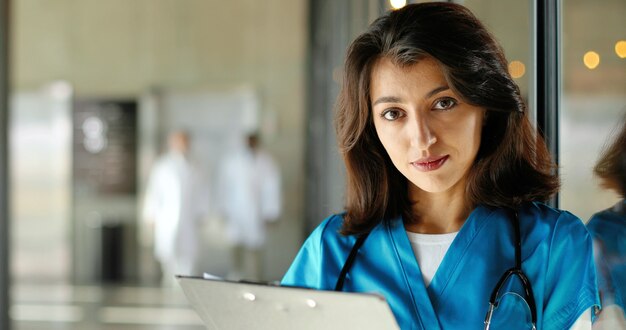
[587,113,626,329]
[282,3,598,330]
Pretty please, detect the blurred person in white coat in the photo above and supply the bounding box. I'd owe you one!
[143,131,209,285]
[217,132,281,281]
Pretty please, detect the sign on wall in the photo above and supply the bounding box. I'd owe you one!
[72,99,137,196]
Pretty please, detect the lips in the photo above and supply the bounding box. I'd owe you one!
[411,155,449,172]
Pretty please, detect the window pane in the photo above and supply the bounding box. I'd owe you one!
[560,0,626,220]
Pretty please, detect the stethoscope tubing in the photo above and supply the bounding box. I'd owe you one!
[335,208,538,329]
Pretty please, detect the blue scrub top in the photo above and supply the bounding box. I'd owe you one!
[587,200,626,317]
[282,202,599,330]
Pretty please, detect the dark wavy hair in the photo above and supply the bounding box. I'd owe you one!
[335,2,559,235]
[594,112,626,198]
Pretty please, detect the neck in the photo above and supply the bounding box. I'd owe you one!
[405,183,471,234]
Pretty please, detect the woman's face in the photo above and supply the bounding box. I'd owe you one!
[370,57,485,196]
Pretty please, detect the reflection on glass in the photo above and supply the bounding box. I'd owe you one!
[561,0,626,221]
[587,114,626,328]
[561,3,626,328]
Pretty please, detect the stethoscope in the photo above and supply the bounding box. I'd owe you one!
[334,209,538,330]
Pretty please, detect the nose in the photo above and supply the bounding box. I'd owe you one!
[409,115,437,150]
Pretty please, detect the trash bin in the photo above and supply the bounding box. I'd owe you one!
[101,221,124,282]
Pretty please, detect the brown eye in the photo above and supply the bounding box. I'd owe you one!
[433,97,457,111]
[381,109,403,121]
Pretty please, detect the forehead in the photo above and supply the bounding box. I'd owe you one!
[369,56,448,98]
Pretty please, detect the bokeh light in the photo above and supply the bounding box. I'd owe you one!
[583,51,600,69]
[615,40,626,59]
[508,60,526,79]
[390,0,407,10]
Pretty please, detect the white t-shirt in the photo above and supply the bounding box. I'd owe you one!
[406,230,458,287]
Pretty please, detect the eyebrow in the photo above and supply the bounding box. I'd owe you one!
[372,85,450,106]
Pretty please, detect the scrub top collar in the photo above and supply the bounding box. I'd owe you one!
[386,205,497,330]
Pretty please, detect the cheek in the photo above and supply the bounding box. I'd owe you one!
[459,119,483,157]
[375,126,400,152]
[376,130,390,146]
[374,126,403,164]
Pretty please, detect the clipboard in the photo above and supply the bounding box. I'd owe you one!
[176,275,400,330]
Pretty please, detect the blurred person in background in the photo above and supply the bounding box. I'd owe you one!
[216,132,281,281]
[143,130,209,286]
[587,113,626,329]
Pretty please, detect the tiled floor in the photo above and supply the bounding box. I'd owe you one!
[11,283,205,330]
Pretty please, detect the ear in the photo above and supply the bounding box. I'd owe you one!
[482,110,488,126]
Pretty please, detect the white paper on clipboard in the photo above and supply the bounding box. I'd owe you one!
[176,275,400,330]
